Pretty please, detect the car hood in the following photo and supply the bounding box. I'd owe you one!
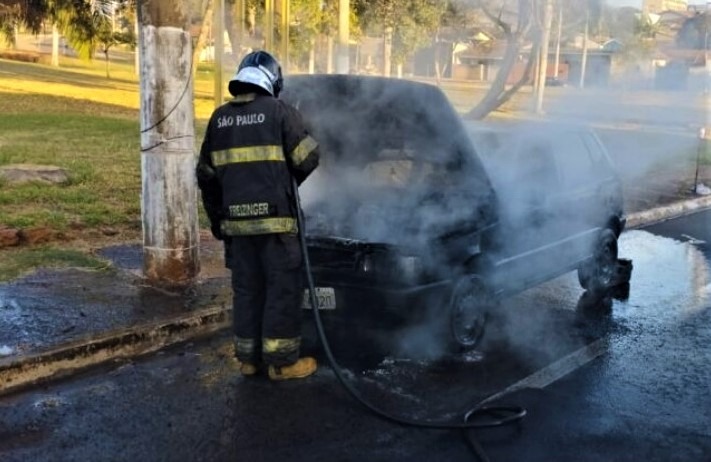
[281,75,497,247]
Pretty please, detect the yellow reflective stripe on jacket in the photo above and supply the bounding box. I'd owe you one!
[289,136,318,166]
[263,337,301,354]
[211,145,284,166]
[221,217,297,236]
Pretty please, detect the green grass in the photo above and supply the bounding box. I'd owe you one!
[0,57,213,232]
[0,246,112,281]
[0,103,143,230]
[0,56,212,279]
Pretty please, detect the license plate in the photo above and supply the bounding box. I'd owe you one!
[302,287,336,310]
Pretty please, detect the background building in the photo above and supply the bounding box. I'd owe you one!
[643,0,689,13]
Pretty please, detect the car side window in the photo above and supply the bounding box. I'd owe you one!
[511,140,561,209]
[549,132,596,189]
[581,132,615,174]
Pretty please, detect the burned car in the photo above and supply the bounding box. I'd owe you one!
[281,75,625,352]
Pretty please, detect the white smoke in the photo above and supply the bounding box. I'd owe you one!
[281,67,706,361]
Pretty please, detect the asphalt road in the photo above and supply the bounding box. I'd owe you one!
[1,211,710,462]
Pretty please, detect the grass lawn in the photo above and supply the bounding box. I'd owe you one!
[0,55,221,280]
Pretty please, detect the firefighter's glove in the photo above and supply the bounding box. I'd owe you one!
[210,223,224,241]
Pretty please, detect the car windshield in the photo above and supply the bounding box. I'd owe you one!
[363,149,444,189]
[282,76,495,245]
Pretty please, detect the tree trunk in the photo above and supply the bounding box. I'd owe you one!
[534,0,553,114]
[247,5,256,36]
[434,54,441,83]
[192,0,214,79]
[278,0,289,68]
[553,4,562,78]
[580,8,589,88]
[466,0,536,120]
[383,26,392,77]
[138,0,199,286]
[214,0,225,106]
[264,0,274,52]
[225,0,244,59]
[433,30,442,84]
[134,16,140,75]
[51,24,59,67]
[104,50,110,78]
[326,35,334,73]
[336,0,349,74]
[308,40,315,74]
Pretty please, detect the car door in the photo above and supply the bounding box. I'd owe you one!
[487,137,575,294]
[548,129,610,266]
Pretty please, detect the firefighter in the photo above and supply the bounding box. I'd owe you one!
[196,51,320,381]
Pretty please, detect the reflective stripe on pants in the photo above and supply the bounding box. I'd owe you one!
[229,234,303,367]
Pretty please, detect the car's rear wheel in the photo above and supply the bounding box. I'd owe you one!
[578,229,619,293]
[449,276,496,350]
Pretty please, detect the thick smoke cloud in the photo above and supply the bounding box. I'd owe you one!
[282,70,706,361]
[283,76,494,255]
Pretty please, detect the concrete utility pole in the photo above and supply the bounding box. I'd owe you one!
[138,0,200,286]
[336,0,349,73]
[535,0,554,114]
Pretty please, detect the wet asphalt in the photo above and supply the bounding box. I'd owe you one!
[1,211,711,462]
[0,240,231,357]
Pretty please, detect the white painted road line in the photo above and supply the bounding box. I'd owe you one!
[481,337,610,404]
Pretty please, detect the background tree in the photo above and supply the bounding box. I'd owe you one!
[191,0,213,77]
[466,0,538,119]
[677,12,710,50]
[433,1,479,81]
[95,15,135,77]
[55,0,112,60]
[390,0,445,76]
[0,0,47,45]
[0,0,120,66]
[604,6,639,43]
[288,0,322,71]
[356,0,445,77]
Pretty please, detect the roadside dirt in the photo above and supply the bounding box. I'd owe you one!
[0,225,142,251]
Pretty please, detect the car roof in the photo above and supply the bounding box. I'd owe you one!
[281,75,476,167]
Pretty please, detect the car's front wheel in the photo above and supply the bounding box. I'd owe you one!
[449,276,496,350]
[578,228,619,293]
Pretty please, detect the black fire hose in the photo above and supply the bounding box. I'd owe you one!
[292,178,527,462]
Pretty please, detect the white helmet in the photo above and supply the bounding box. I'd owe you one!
[228,51,284,97]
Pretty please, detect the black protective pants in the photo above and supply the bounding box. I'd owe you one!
[227,233,304,367]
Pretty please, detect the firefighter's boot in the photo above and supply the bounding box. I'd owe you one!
[268,357,317,381]
[239,362,259,376]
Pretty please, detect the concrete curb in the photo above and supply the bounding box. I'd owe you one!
[626,195,711,229]
[0,305,230,397]
[2,195,711,397]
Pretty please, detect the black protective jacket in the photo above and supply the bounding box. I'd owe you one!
[196,92,319,237]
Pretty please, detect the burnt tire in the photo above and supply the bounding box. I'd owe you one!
[578,229,619,293]
[449,276,496,350]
